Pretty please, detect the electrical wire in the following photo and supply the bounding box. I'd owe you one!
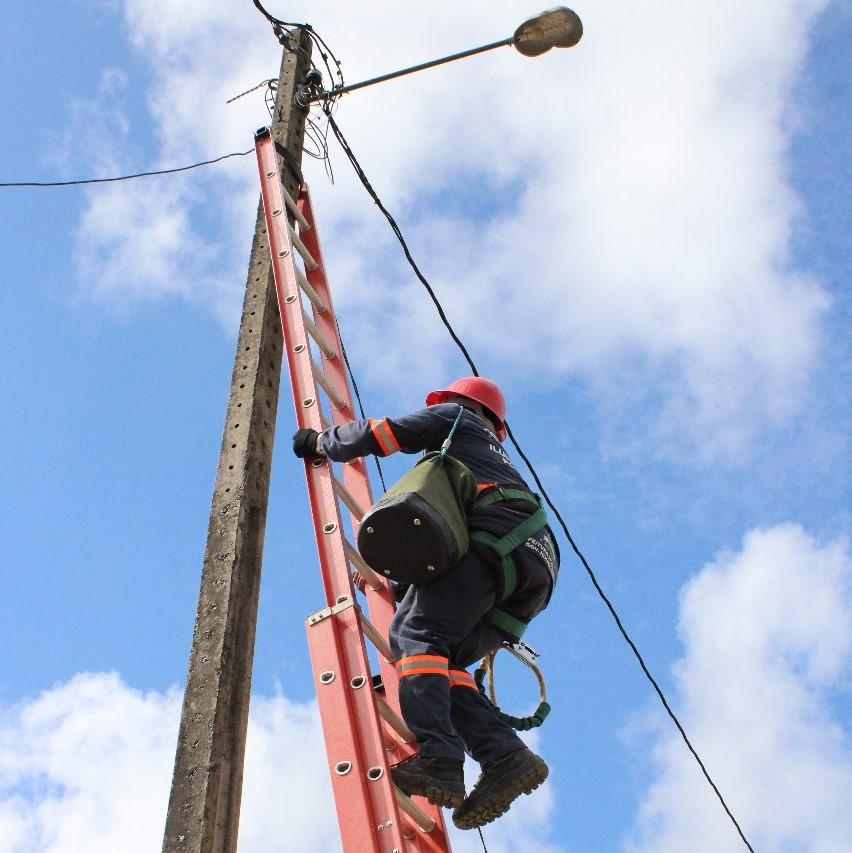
[322,107,756,853]
[303,114,335,183]
[322,110,479,373]
[250,10,754,850]
[251,1,344,97]
[0,149,253,188]
[250,3,345,186]
[226,78,276,104]
[338,332,387,492]
[265,80,277,117]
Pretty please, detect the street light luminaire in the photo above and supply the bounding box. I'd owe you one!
[513,7,583,57]
[311,7,583,102]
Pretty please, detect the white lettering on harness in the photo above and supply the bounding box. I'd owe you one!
[489,442,512,465]
[524,535,558,577]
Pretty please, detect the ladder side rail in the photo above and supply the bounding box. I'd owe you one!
[257,131,443,853]
[296,187,447,842]
[307,601,402,852]
[309,607,450,853]
[255,133,348,603]
[296,188,405,711]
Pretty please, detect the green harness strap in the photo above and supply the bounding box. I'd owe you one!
[470,489,549,641]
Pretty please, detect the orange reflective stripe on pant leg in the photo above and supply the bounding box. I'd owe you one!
[370,418,402,456]
[448,669,478,690]
[396,654,449,679]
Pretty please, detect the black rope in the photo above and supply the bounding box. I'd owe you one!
[251,0,281,27]
[324,110,756,853]
[478,827,489,851]
[250,6,341,184]
[338,332,387,492]
[322,109,480,375]
[250,3,344,96]
[0,149,253,188]
[505,424,754,851]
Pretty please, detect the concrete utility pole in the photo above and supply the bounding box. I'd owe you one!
[163,30,311,853]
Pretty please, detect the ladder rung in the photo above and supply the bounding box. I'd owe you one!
[394,787,436,834]
[296,265,326,313]
[332,475,366,520]
[311,357,345,411]
[281,186,310,231]
[375,695,415,744]
[302,310,336,359]
[360,611,393,662]
[288,223,318,270]
[343,539,383,592]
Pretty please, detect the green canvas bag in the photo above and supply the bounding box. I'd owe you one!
[357,411,477,585]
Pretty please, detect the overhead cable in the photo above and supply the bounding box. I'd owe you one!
[0,149,253,189]
[338,331,387,492]
[322,106,755,853]
[323,111,479,373]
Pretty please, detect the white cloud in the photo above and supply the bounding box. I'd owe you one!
[68,0,832,455]
[0,673,338,853]
[625,524,852,852]
[0,674,179,853]
[0,673,560,852]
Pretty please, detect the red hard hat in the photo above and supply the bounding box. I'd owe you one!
[426,376,508,441]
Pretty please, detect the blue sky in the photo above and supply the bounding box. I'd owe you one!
[1,2,851,852]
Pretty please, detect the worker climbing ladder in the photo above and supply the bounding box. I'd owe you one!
[254,126,453,852]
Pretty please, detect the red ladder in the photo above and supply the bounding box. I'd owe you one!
[254,127,452,853]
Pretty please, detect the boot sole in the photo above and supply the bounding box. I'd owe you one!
[391,769,465,809]
[452,760,548,830]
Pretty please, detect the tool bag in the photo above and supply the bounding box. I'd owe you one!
[357,408,476,585]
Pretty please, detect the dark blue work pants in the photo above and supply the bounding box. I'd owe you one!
[389,546,551,767]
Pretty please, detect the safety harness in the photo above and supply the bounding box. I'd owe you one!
[357,406,550,640]
[471,486,549,642]
[442,410,553,728]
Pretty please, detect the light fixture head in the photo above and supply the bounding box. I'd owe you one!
[513,7,583,57]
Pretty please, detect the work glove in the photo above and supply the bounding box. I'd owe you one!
[292,428,320,458]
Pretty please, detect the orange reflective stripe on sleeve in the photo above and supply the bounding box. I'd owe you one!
[370,418,402,456]
[396,654,449,679]
[448,669,478,690]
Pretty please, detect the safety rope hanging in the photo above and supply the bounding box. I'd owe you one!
[474,643,551,732]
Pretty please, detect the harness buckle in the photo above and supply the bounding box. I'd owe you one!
[510,640,540,663]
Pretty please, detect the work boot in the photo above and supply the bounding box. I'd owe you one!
[452,747,548,830]
[390,755,465,808]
